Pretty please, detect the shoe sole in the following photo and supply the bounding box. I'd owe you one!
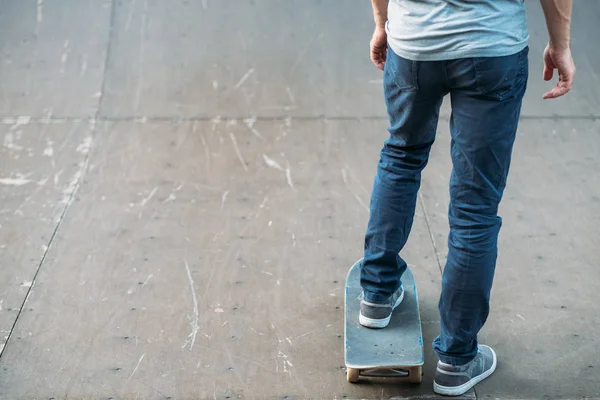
[359,290,404,329]
[433,346,497,396]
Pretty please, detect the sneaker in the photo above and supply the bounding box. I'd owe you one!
[359,285,404,328]
[433,345,497,396]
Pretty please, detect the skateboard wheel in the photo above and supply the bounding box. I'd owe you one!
[408,366,423,383]
[346,368,360,383]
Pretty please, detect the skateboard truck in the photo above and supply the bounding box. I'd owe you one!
[346,366,422,383]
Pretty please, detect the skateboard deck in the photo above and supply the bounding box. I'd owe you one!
[344,259,424,383]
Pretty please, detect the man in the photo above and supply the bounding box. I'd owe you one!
[359,0,575,396]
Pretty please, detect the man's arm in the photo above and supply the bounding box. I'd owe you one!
[539,0,575,99]
[370,0,389,70]
[372,0,389,30]
[540,0,572,50]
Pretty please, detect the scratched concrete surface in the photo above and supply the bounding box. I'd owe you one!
[0,1,598,399]
[0,0,111,117]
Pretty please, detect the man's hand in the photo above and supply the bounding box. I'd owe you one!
[540,0,574,99]
[370,28,387,71]
[542,44,576,99]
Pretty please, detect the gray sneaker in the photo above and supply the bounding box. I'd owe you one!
[433,345,497,396]
[359,285,404,328]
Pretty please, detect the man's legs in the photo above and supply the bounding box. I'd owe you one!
[433,48,529,366]
[361,48,446,305]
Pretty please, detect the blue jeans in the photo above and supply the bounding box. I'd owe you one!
[361,46,528,365]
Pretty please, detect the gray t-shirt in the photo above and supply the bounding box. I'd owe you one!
[386,0,529,61]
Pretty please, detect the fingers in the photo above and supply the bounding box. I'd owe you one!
[370,47,386,71]
[377,50,386,70]
[543,87,567,99]
[543,64,553,81]
[370,53,384,70]
[543,78,572,99]
[543,62,575,99]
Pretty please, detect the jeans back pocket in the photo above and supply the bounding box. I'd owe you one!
[384,46,419,92]
[472,47,528,101]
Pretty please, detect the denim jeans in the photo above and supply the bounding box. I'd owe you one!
[361,46,528,365]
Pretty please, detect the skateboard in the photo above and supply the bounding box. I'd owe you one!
[344,259,424,383]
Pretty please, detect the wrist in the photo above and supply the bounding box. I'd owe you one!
[548,39,570,51]
[374,23,386,32]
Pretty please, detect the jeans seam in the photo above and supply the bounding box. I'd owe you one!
[472,58,482,95]
[411,60,420,91]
